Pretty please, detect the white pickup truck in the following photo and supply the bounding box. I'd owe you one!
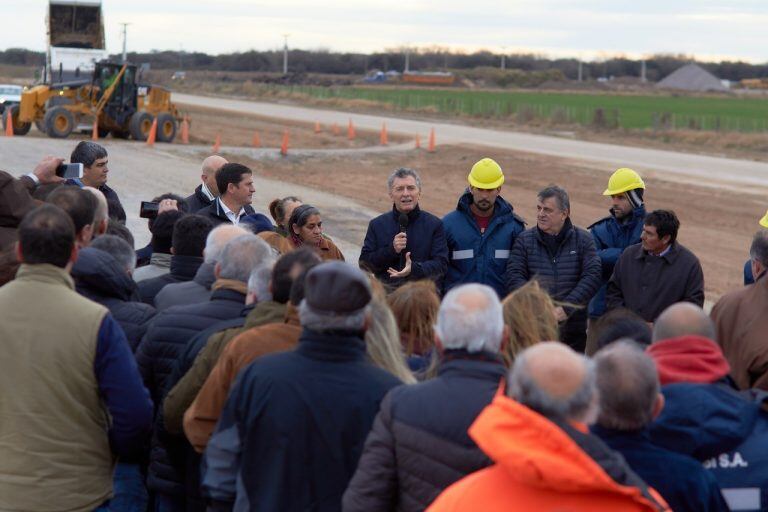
[0,85,22,114]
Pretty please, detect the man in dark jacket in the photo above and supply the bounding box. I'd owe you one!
[645,303,768,512]
[442,158,525,297]
[742,210,768,285]
[592,340,729,512]
[68,141,126,223]
[360,167,448,290]
[134,208,185,283]
[197,163,256,227]
[203,262,401,511]
[154,224,249,310]
[138,214,213,306]
[136,233,273,511]
[606,210,704,322]
[505,185,601,352]
[73,236,156,351]
[588,168,646,321]
[185,155,227,212]
[344,283,506,512]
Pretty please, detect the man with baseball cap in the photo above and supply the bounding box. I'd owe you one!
[442,158,525,296]
[202,261,402,511]
[587,168,647,344]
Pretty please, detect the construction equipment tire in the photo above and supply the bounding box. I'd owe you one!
[129,112,154,141]
[3,106,32,135]
[34,120,46,133]
[44,107,75,138]
[156,113,177,143]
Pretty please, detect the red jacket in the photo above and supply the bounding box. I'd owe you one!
[646,335,731,385]
[428,394,669,512]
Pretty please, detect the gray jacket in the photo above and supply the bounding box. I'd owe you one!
[154,261,216,311]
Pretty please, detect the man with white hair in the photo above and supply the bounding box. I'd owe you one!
[154,224,248,310]
[137,233,274,511]
[83,186,108,237]
[429,342,669,512]
[344,283,508,512]
[185,155,227,212]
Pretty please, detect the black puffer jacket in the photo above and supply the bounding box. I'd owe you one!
[72,247,156,352]
[504,220,601,349]
[185,184,213,213]
[138,255,203,306]
[343,352,506,512]
[135,285,247,498]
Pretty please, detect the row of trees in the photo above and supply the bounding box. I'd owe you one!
[2,46,767,82]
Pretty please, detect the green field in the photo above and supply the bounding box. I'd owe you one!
[276,85,768,133]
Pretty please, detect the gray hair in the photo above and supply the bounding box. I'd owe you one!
[538,185,570,212]
[298,301,369,333]
[435,283,504,353]
[387,167,422,191]
[652,302,715,342]
[218,234,273,282]
[83,186,108,226]
[247,263,274,302]
[204,225,248,263]
[91,234,136,273]
[508,344,597,423]
[595,340,659,431]
[750,230,768,267]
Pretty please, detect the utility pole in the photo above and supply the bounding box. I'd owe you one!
[501,46,506,70]
[578,59,583,82]
[641,59,647,83]
[282,34,289,75]
[119,22,130,63]
[405,47,410,73]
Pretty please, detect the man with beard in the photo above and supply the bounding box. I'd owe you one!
[442,158,525,296]
[587,168,647,352]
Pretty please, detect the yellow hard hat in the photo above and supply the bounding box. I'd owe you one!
[468,158,504,189]
[760,210,768,228]
[603,168,646,196]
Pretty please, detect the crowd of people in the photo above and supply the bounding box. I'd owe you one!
[0,139,767,512]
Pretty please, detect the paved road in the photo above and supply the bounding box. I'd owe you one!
[175,93,768,190]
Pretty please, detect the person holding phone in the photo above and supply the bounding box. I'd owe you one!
[68,141,127,223]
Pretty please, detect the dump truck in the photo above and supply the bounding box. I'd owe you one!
[4,60,182,141]
[46,0,109,84]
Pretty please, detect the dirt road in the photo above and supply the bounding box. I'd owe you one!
[175,93,768,192]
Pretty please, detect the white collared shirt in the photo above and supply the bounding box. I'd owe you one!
[220,199,246,225]
[201,182,216,201]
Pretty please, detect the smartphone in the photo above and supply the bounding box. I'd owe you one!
[139,201,159,219]
[55,163,84,179]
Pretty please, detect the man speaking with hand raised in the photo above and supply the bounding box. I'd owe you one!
[360,168,448,291]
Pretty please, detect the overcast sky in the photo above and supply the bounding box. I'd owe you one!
[6,0,768,62]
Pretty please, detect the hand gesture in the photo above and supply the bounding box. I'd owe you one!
[158,199,179,214]
[33,156,65,185]
[393,232,407,254]
[387,252,412,279]
[553,306,567,323]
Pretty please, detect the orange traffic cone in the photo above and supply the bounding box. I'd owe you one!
[427,128,436,153]
[314,121,321,134]
[280,130,289,156]
[212,134,221,153]
[347,119,356,140]
[146,118,158,147]
[180,117,190,144]
[4,111,13,137]
[252,132,261,147]
[380,123,388,145]
[332,123,340,136]
[414,134,421,149]
[91,119,99,141]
